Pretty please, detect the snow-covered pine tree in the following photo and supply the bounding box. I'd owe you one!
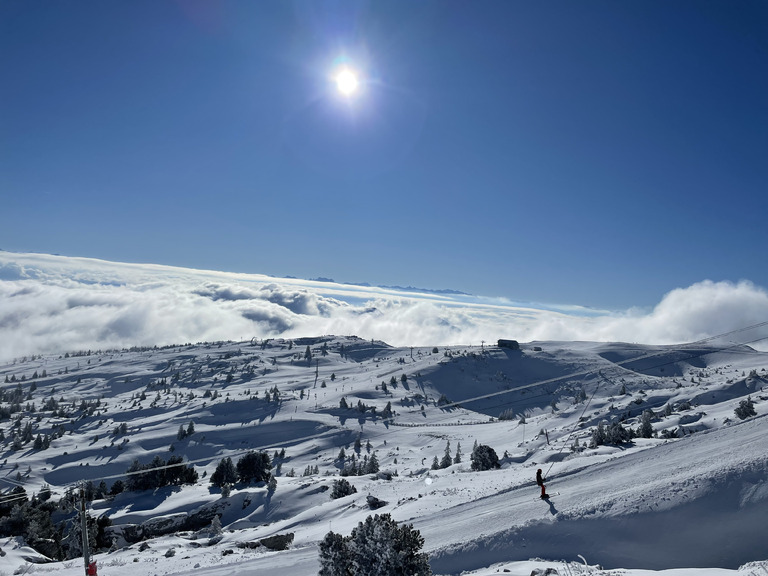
[735,396,757,419]
[470,444,500,471]
[639,409,654,438]
[331,478,357,499]
[366,452,379,474]
[318,531,352,576]
[210,514,223,535]
[348,513,431,575]
[440,440,452,468]
[319,514,432,575]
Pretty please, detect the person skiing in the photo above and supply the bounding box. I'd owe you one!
[536,468,548,499]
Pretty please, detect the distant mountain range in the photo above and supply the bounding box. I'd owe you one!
[307,276,470,296]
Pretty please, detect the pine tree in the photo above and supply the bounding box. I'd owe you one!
[440,440,452,468]
[350,514,431,575]
[210,515,223,535]
[590,421,607,447]
[639,410,654,438]
[366,452,379,474]
[210,457,237,487]
[319,531,352,576]
[735,397,757,419]
[453,442,462,464]
[331,478,357,499]
[236,451,272,483]
[470,444,500,471]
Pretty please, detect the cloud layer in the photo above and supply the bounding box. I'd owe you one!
[1,252,767,361]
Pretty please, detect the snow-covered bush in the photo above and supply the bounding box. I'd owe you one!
[735,396,757,420]
[470,444,500,471]
[318,513,431,575]
[638,409,655,438]
[331,478,357,499]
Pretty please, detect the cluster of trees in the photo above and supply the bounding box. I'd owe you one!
[210,451,273,488]
[339,452,380,477]
[176,420,195,440]
[3,418,65,451]
[590,409,658,447]
[263,385,281,403]
[590,420,633,447]
[121,455,198,492]
[338,398,393,419]
[319,513,431,576]
[0,382,29,402]
[431,440,462,470]
[4,373,45,384]
[0,485,111,561]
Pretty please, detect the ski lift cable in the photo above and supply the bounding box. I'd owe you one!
[543,372,606,479]
[0,493,28,506]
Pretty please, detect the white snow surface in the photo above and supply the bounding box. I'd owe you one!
[0,336,766,576]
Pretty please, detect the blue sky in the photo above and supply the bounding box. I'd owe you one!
[2,0,766,310]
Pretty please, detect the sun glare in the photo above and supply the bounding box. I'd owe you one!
[335,68,359,97]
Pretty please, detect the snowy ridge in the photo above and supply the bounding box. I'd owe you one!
[0,336,766,576]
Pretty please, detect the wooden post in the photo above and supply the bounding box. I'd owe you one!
[80,484,90,576]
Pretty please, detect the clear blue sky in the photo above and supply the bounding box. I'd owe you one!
[2,1,766,310]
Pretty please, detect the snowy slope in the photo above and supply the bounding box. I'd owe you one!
[0,336,766,576]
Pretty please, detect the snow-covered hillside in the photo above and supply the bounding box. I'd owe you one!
[0,336,766,576]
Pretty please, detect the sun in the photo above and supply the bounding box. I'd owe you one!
[334,68,359,97]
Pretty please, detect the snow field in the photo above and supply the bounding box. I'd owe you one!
[0,337,766,575]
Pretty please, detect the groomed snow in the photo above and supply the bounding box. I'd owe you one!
[0,337,766,576]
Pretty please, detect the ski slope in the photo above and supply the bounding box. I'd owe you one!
[0,336,766,576]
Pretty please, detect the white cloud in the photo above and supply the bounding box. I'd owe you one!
[1,252,767,361]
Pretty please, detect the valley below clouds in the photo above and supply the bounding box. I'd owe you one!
[1,251,767,361]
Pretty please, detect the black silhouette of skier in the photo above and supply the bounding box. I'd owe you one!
[536,468,549,499]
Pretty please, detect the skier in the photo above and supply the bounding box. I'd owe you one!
[536,468,549,499]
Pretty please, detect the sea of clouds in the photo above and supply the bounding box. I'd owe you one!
[1,252,767,361]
